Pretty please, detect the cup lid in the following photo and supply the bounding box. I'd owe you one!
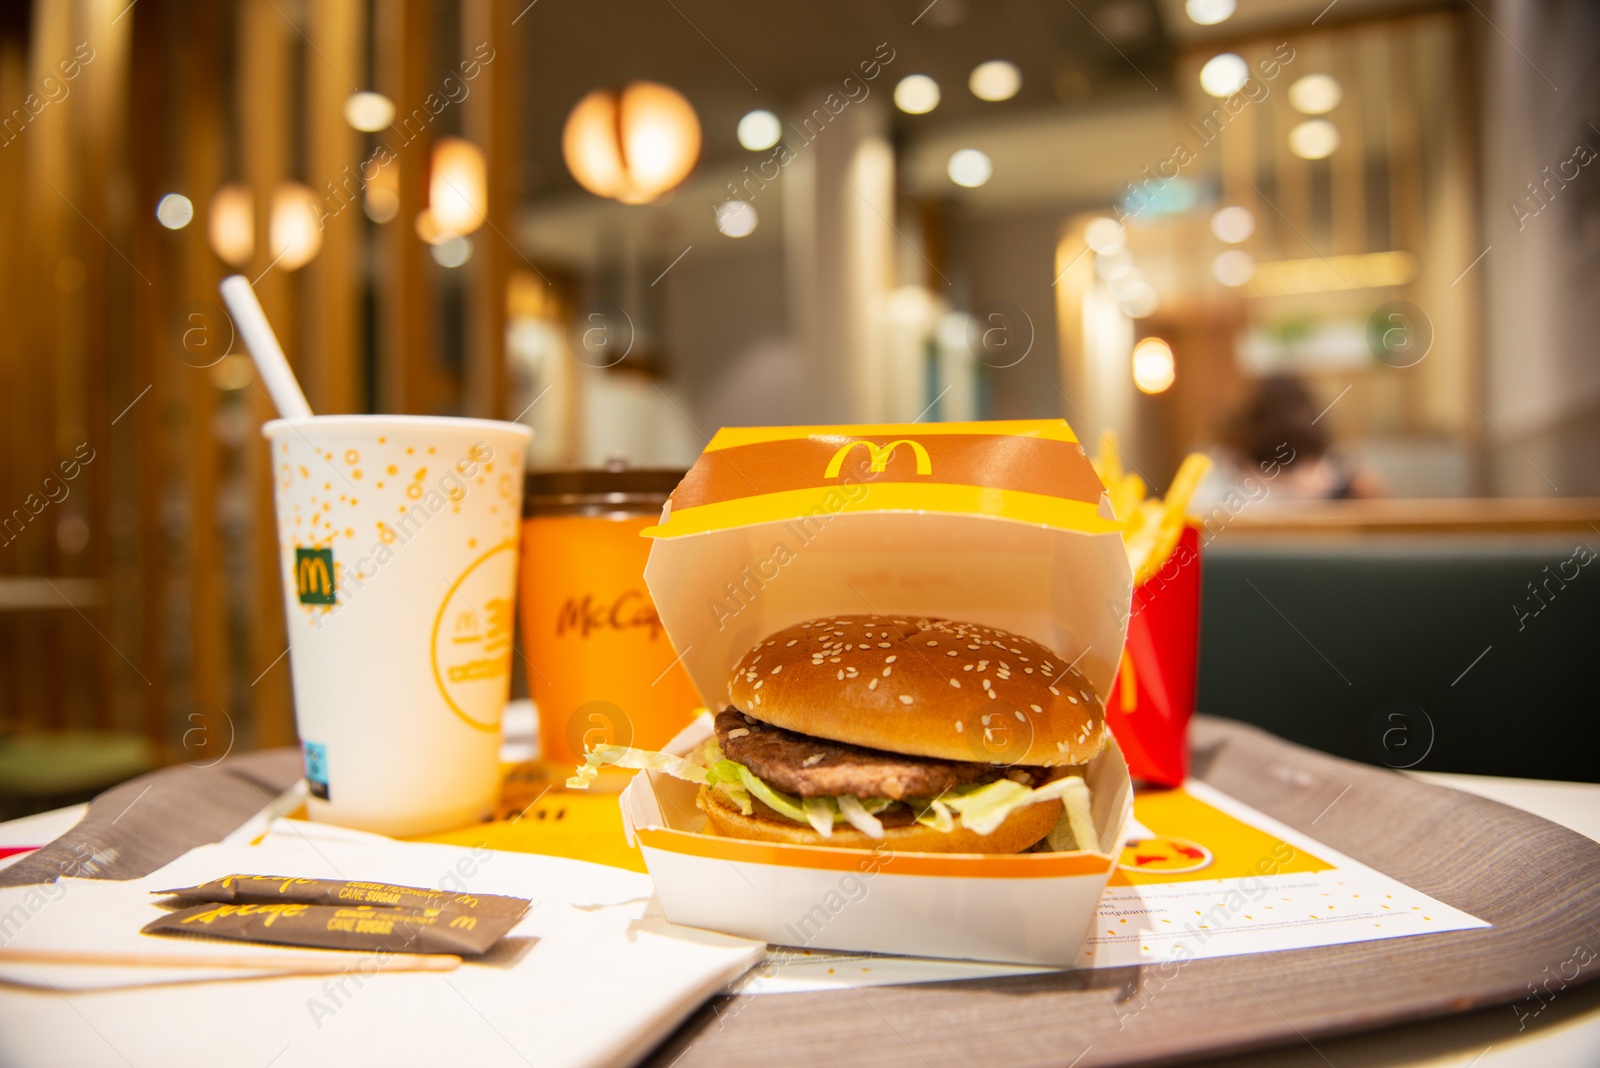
[523,462,685,517]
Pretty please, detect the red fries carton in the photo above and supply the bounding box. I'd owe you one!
[1110,524,1202,786]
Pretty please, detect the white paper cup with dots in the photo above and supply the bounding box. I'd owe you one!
[264,415,532,836]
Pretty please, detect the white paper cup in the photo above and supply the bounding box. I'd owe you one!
[264,415,532,836]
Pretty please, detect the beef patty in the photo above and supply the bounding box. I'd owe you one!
[714,709,1043,800]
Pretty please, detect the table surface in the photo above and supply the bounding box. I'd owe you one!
[2,723,1597,1068]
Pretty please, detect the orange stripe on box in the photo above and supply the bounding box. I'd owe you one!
[635,828,1114,878]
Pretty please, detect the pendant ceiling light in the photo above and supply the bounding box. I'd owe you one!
[562,81,701,205]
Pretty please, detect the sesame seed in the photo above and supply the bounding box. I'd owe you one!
[955,721,964,733]
[898,695,913,705]
[882,667,892,677]
[754,680,763,689]
[1030,704,1042,713]
[982,679,992,690]
[926,640,938,646]
[1050,686,1061,695]
[727,728,750,739]
[878,642,891,648]
[947,650,958,657]
[1024,668,1034,674]
[837,670,845,680]
[786,640,798,647]
[963,664,974,671]
[803,754,825,767]
[1015,711,1025,722]
[885,655,897,663]
[1068,696,1079,704]
[753,655,761,664]
[771,665,783,674]
[868,678,879,690]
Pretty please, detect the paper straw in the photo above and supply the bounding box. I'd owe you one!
[219,274,313,420]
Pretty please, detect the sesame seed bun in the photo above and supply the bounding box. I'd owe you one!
[728,615,1106,767]
[696,784,1063,854]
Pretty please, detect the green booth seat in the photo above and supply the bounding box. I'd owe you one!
[1196,534,1599,783]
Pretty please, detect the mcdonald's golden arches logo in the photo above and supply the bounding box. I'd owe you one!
[294,547,337,605]
[823,438,932,479]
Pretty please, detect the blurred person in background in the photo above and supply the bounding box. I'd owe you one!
[1192,374,1387,510]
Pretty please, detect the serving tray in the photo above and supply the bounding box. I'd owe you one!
[645,716,1600,1066]
[7,718,1597,1066]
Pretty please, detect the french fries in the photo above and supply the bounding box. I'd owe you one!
[1091,432,1212,586]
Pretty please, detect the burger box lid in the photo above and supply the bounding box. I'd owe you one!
[624,419,1135,964]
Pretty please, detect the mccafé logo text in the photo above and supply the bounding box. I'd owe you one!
[556,589,664,641]
[295,547,337,605]
[823,438,931,479]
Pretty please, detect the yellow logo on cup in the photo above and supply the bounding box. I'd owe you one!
[294,548,336,605]
[822,438,932,478]
[431,542,519,731]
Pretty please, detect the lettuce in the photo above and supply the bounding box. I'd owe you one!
[1046,776,1096,853]
[914,798,954,833]
[568,741,1092,846]
[566,744,712,789]
[836,794,886,839]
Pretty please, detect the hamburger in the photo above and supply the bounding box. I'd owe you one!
[573,614,1107,855]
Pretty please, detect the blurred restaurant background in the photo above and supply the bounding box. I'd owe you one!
[0,0,1596,814]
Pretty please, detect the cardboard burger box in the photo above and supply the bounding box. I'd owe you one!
[619,419,1135,965]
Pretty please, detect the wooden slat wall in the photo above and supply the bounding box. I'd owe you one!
[305,0,366,416]
[2,0,523,765]
[176,0,232,759]
[375,0,441,416]
[238,0,296,750]
[462,0,514,421]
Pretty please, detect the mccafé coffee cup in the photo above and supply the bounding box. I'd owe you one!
[519,466,701,781]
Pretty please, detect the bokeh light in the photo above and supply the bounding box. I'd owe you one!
[1185,0,1235,25]
[969,61,1022,102]
[715,199,758,237]
[1210,206,1255,243]
[156,193,194,230]
[947,148,992,188]
[1132,338,1176,393]
[1289,74,1343,115]
[1199,53,1250,98]
[343,91,395,132]
[737,109,781,151]
[894,74,941,115]
[1212,249,1256,287]
[1084,216,1126,255]
[1289,119,1341,159]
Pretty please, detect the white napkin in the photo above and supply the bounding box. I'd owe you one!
[0,822,762,1068]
